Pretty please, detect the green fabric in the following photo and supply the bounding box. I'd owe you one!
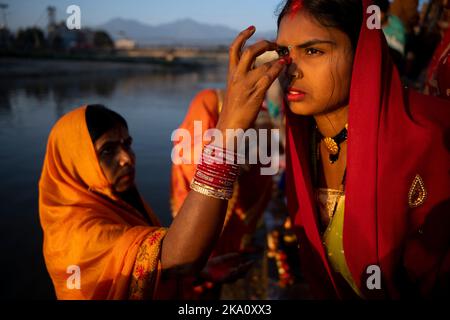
[383,15,406,55]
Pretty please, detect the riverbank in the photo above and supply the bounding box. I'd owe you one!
[0,56,218,77]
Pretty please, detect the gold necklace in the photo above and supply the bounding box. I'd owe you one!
[320,124,348,164]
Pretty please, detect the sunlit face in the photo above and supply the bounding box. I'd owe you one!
[276,10,354,116]
[94,125,136,193]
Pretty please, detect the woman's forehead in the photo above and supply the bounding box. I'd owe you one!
[278,13,326,44]
[95,126,130,145]
[277,11,342,46]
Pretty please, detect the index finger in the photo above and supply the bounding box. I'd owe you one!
[228,26,256,73]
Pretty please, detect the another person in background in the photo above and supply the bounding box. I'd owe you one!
[170,83,275,298]
[425,0,450,99]
[408,0,449,83]
[391,0,422,80]
[171,88,273,257]
[391,0,420,33]
[375,0,407,73]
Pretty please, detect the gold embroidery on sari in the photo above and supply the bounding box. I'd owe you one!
[408,174,427,208]
[129,229,166,300]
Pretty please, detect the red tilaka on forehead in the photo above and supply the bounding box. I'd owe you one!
[289,0,303,18]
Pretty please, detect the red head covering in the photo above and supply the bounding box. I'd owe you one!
[285,0,450,298]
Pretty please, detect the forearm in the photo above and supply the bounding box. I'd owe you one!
[161,189,228,273]
[163,124,243,272]
[160,26,284,275]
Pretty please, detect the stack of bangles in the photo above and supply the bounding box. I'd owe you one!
[190,144,244,200]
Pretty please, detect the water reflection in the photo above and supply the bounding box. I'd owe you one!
[0,65,227,299]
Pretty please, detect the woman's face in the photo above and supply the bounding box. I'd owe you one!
[276,10,354,116]
[94,125,136,193]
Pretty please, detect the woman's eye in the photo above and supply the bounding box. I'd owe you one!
[277,46,289,57]
[101,147,114,156]
[305,48,322,56]
[124,138,133,150]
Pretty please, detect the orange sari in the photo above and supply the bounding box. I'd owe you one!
[171,89,273,256]
[39,106,168,300]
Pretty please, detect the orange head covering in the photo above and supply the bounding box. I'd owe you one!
[39,106,166,300]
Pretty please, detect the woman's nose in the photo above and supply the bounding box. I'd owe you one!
[118,148,133,167]
[287,59,302,80]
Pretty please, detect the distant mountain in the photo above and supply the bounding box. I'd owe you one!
[97,18,276,46]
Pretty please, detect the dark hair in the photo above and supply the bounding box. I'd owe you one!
[85,104,128,143]
[277,0,363,50]
[373,0,390,13]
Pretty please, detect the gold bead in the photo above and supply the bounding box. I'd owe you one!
[323,137,339,155]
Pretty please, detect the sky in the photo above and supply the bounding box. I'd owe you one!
[1,0,284,32]
[2,0,431,32]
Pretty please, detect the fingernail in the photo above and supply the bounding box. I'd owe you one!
[279,57,292,65]
[247,25,255,31]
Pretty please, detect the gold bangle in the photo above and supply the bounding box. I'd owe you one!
[191,179,232,195]
[190,180,232,200]
[190,183,231,200]
[191,179,233,194]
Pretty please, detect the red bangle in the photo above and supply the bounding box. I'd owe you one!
[194,175,235,189]
[200,161,239,174]
[195,170,235,184]
[201,153,240,166]
[190,144,241,200]
[197,163,238,177]
[196,166,237,182]
[204,144,245,163]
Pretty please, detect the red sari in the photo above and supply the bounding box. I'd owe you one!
[286,0,450,299]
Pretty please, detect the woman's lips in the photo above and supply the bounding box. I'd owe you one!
[286,88,306,102]
[118,170,135,183]
[120,174,132,181]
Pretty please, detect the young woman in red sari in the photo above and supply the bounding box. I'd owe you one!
[218,0,449,298]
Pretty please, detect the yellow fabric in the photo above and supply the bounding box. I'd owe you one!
[322,195,363,297]
[39,106,167,300]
